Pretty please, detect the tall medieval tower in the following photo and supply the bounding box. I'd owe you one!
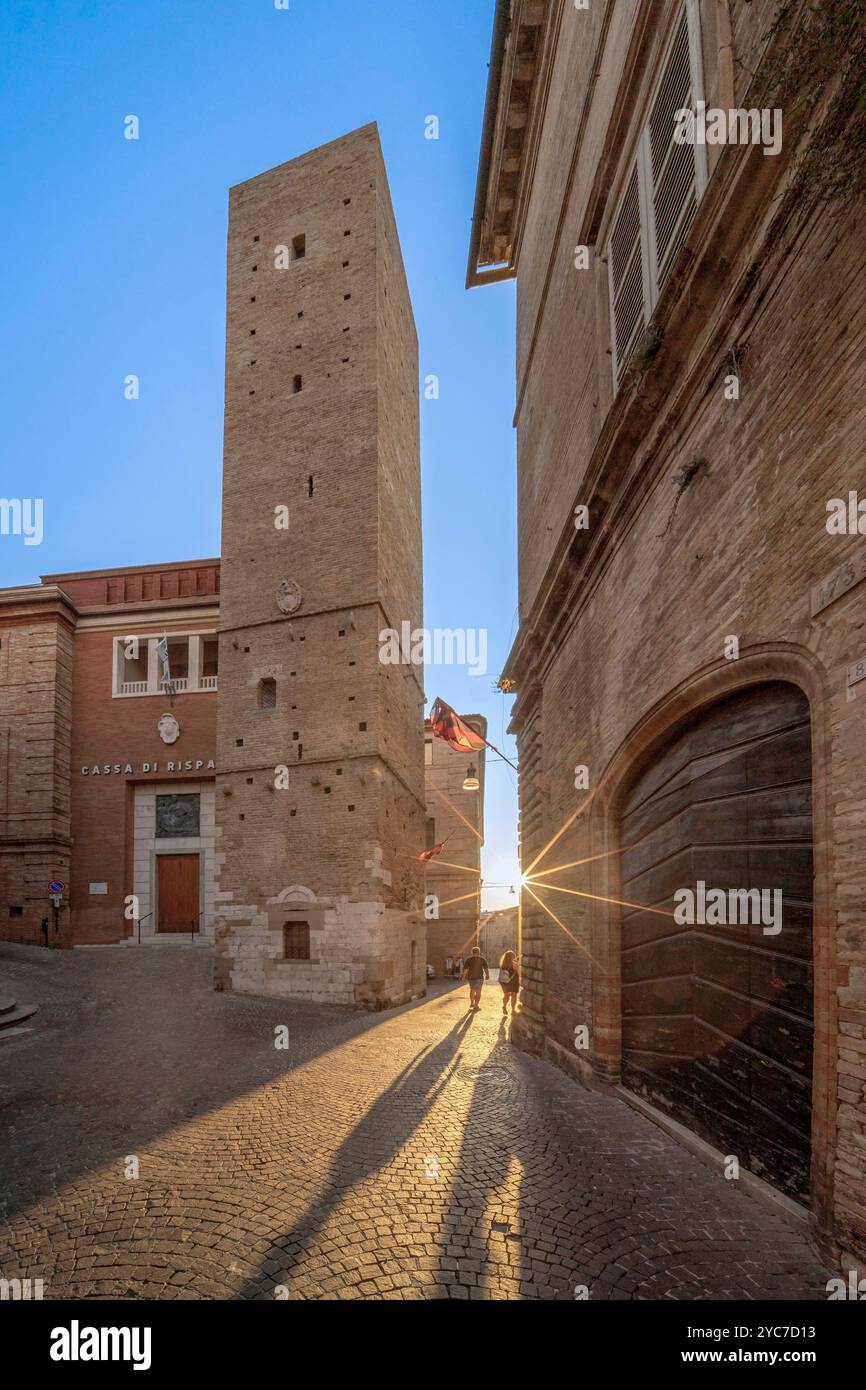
[214,125,425,1009]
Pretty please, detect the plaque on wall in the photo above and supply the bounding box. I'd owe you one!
[811,546,866,616]
[155,793,201,839]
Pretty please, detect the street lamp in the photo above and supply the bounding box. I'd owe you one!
[462,763,480,791]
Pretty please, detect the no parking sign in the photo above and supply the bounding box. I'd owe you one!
[48,880,66,895]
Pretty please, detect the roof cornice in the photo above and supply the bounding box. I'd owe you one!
[466,0,561,288]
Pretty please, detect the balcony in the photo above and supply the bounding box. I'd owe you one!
[113,633,219,699]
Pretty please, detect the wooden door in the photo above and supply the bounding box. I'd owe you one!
[620,683,813,1199]
[157,854,200,934]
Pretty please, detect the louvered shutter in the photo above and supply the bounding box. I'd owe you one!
[608,165,645,386]
[647,8,701,290]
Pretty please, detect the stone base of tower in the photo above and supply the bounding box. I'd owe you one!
[213,896,426,1011]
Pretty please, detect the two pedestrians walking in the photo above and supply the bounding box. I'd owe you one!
[460,945,520,1015]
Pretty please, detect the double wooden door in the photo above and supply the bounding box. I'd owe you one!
[619,683,813,1199]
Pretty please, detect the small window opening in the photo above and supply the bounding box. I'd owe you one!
[259,678,277,710]
[292,234,306,260]
[293,375,303,394]
[283,921,310,960]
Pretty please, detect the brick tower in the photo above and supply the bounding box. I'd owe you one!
[214,125,425,1008]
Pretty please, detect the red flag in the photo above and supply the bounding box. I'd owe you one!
[429,698,487,754]
[419,844,444,862]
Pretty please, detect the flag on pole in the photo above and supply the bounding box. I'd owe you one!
[429,697,487,753]
[419,844,444,862]
[156,636,171,691]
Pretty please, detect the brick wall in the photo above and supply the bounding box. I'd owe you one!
[498,0,866,1264]
[0,591,73,946]
[215,126,426,1009]
[423,719,486,973]
[70,619,217,944]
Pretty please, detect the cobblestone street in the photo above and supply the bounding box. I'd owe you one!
[0,945,833,1301]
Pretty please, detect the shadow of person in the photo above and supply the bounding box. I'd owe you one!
[434,1022,535,1298]
[237,1013,475,1298]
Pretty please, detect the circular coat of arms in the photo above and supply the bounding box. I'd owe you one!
[158,713,181,745]
[277,579,302,615]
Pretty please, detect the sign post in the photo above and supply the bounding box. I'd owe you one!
[47,881,66,945]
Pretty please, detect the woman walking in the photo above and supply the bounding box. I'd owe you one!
[498,950,519,1016]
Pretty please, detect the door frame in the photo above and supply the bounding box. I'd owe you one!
[155,848,203,934]
[586,644,835,1251]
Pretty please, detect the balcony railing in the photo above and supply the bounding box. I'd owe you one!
[116,673,218,697]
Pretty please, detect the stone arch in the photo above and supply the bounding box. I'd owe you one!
[271,884,317,905]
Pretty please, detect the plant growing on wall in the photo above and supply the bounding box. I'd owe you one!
[764,0,866,210]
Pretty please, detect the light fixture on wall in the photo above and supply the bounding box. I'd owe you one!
[462,764,480,791]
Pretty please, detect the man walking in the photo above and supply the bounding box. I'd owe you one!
[461,946,489,1011]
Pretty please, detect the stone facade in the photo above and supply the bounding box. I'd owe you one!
[469,0,866,1268]
[214,126,426,1009]
[423,716,486,973]
[479,906,518,969]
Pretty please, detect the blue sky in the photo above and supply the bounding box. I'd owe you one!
[0,0,519,907]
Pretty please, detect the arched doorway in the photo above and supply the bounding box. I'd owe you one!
[619,681,813,1200]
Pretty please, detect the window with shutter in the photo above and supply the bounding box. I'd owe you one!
[645,7,704,293]
[608,165,647,387]
[605,2,707,394]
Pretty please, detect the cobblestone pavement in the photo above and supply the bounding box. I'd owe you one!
[0,944,833,1300]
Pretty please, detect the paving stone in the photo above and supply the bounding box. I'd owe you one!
[0,947,835,1301]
